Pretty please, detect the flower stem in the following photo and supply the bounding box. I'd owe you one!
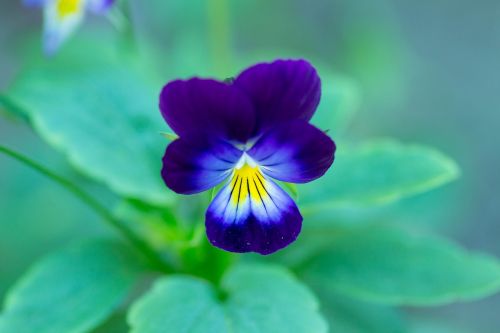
[207,0,232,76]
[0,145,174,274]
[108,0,137,53]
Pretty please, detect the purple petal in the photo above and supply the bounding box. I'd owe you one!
[206,167,302,255]
[86,0,115,13]
[234,59,321,135]
[160,79,255,143]
[248,120,335,183]
[162,135,243,194]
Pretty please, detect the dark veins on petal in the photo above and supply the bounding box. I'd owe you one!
[159,59,336,255]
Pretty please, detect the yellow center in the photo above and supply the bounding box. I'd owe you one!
[57,0,82,18]
[230,164,269,205]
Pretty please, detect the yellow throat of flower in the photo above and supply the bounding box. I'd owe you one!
[230,164,269,205]
[57,0,83,18]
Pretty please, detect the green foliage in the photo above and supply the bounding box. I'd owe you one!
[3,44,171,205]
[1,1,499,330]
[300,224,500,305]
[128,264,328,333]
[0,240,142,333]
[91,313,130,333]
[311,73,361,135]
[318,292,406,333]
[300,139,460,212]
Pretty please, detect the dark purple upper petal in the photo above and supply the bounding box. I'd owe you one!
[234,59,321,135]
[160,79,255,143]
[206,172,302,255]
[162,135,243,194]
[248,120,335,183]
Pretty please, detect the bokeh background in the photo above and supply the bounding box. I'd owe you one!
[1,1,499,332]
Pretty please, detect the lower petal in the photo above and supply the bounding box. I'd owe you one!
[206,165,302,255]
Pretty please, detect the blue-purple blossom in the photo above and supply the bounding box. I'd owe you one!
[160,60,336,255]
[24,0,114,55]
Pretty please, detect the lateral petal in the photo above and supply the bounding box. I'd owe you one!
[248,120,335,183]
[162,136,243,195]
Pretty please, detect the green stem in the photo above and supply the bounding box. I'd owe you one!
[108,0,137,54]
[207,0,232,76]
[0,145,174,274]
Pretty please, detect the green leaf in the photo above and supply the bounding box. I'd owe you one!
[128,264,328,333]
[0,240,142,333]
[91,313,129,333]
[4,41,171,205]
[0,94,28,121]
[319,292,406,333]
[311,73,361,135]
[300,225,500,305]
[300,139,460,212]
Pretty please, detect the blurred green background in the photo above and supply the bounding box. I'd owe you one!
[1,1,499,332]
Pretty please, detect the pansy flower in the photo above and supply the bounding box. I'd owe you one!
[24,0,114,55]
[160,59,336,255]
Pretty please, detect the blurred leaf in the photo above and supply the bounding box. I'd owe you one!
[319,292,406,333]
[4,42,172,205]
[114,199,178,245]
[91,313,129,333]
[0,120,108,298]
[0,240,142,333]
[300,224,500,305]
[113,199,182,269]
[300,139,460,212]
[128,264,327,333]
[0,95,28,121]
[311,73,361,136]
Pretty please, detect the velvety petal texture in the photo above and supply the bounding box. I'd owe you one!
[160,59,335,255]
[248,120,336,183]
[162,136,242,194]
[234,59,321,135]
[206,165,302,254]
[160,79,255,143]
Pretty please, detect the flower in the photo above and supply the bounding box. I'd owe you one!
[160,60,336,255]
[24,0,114,55]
